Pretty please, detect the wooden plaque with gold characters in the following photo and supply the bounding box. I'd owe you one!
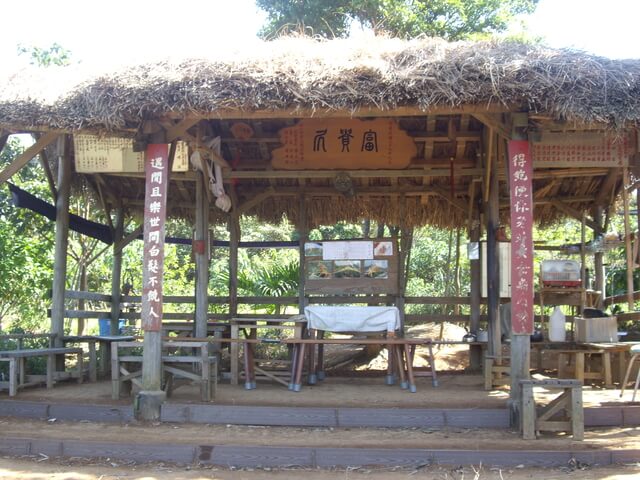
[271,119,416,170]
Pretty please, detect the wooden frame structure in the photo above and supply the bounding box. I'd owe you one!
[0,37,639,423]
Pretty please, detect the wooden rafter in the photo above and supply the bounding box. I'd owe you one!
[115,225,143,252]
[430,185,467,212]
[550,200,602,233]
[164,103,512,121]
[237,188,276,215]
[0,132,59,185]
[594,168,619,206]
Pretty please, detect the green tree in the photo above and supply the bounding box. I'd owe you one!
[0,138,55,331]
[16,42,72,66]
[257,0,538,39]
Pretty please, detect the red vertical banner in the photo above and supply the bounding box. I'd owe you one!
[508,140,534,335]
[141,144,169,332]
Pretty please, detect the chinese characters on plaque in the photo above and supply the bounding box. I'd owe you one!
[74,134,188,173]
[532,131,635,168]
[141,145,169,332]
[271,118,416,169]
[508,141,534,335]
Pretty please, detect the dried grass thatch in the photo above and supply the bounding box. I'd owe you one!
[1,36,640,132]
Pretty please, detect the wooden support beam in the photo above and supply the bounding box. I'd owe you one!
[595,168,620,206]
[0,132,9,153]
[163,118,199,142]
[472,113,511,140]
[237,187,275,215]
[115,225,143,252]
[485,131,501,359]
[36,146,57,201]
[164,103,512,121]
[0,132,59,185]
[110,207,124,335]
[550,200,602,233]
[51,136,71,351]
[622,167,635,310]
[194,171,209,339]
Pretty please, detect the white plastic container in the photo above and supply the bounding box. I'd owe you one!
[549,306,566,342]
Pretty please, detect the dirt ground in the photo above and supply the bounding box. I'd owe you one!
[1,455,639,480]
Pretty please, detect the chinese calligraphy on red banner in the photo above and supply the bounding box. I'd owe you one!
[508,141,534,335]
[141,144,169,332]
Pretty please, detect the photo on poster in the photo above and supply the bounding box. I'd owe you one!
[373,241,393,256]
[304,242,323,257]
[307,261,333,279]
[364,260,388,279]
[333,260,361,278]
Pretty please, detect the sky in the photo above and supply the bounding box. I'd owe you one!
[0,0,638,71]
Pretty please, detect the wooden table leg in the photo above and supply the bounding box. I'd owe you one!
[18,357,25,386]
[288,343,299,390]
[393,344,408,389]
[316,330,325,381]
[111,342,120,400]
[292,343,306,392]
[385,343,396,385]
[575,352,585,384]
[46,354,54,389]
[243,341,255,390]
[308,329,324,385]
[571,386,584,441]
[403,344,417,393]
[76,351,83,384]
[428,343,438,387]
[521,383,536,440]
[558,353,567,378]
[8,358,17,397]
[230,324,239,385]
[603,352,613,388]
[88,340,97,382]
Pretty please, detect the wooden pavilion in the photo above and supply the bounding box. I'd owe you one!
[1,36,639,423]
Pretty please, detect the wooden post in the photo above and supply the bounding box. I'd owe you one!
[228,211,240,386]
[51,136,71,350]
[298,195,307,314]
[229,212,240,319]
[485,131,501,358]
[194,171,209,339]
[138,144,170,421]
[622,167,635,311]
[507,126,534,429]
[110,206,124,335]
[469,215,482,370]
[594,207,605,310]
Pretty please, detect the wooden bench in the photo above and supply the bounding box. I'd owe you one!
[0,347,83,396]
[520,379,583,441]
[556,349,613,387]
[111,341,217,402]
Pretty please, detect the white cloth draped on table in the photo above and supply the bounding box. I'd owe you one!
[304,306,400,332]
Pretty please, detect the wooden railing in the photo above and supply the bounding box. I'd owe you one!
[54,290,594,326]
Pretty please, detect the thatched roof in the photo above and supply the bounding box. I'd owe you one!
[0,36,635,231]
[1,36,640,132]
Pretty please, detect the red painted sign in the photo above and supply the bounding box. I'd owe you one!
[508,140,534,335]
[141,144,169,332]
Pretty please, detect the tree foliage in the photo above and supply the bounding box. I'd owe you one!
[17,42,73,67]
[256,0,539,39]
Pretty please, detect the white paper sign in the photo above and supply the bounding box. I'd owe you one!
[323,241,373,260]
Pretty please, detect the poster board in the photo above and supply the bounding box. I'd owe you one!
[74,134,189,173]
[304,238,399,295]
